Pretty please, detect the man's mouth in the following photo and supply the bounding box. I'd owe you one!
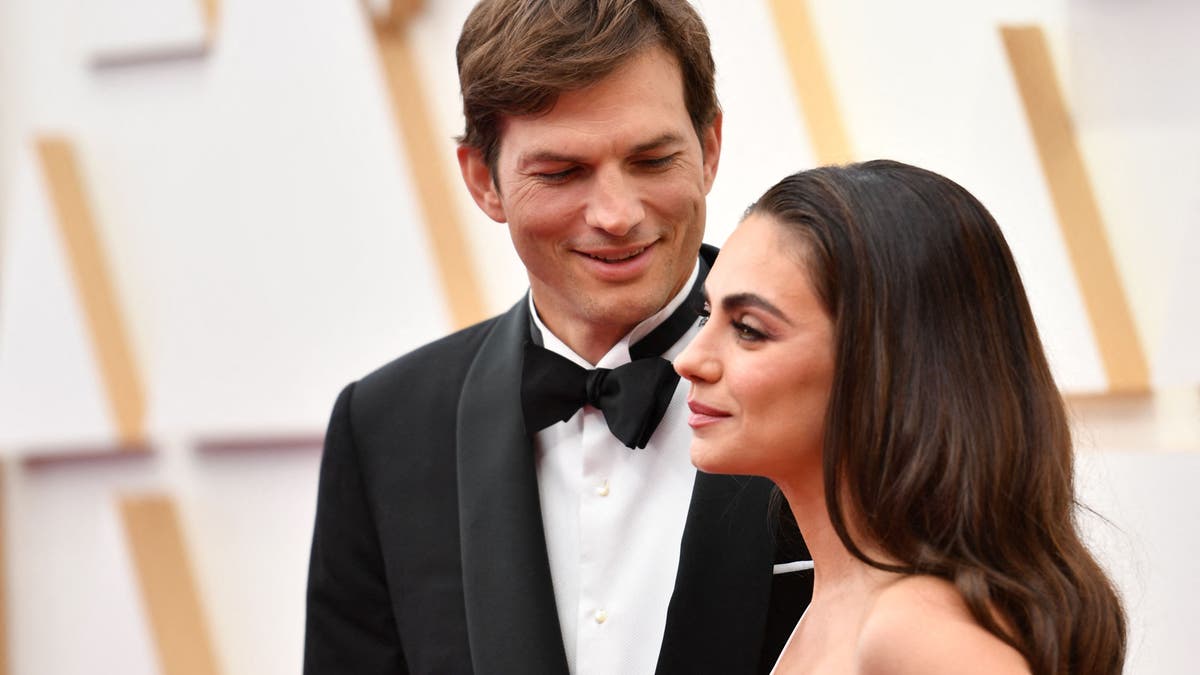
[582,246,647,263]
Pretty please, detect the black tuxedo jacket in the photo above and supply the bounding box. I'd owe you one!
[305,248,811,674]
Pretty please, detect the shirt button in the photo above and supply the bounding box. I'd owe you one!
[594,609,608,624]
[596,480,610,497]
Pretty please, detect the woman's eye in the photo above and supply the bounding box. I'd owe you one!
[732,321,766,342]
[695,302,711,326]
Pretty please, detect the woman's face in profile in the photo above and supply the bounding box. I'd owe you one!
[674,213,835,484]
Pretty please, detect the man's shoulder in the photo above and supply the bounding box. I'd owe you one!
[327,310,516,447]
[357,311,509,398]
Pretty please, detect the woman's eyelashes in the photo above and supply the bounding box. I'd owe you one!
[731,319,767,342]
[696,300,769,342]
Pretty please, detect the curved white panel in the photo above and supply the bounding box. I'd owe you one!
[86,0,208,67]
[0,148,114,450]
[74,0,455,435]
[697,0,822,245]
[770,0,1107,392]
[407,0,535,315]
[9,466,162,675]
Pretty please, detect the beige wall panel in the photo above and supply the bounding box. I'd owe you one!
[1000,26,1149,393]
[62,0,453,433]
[0,463,7,675]
[378,0,424,26]
[119,494,220,675]
[401,1,532,315]
[198,0,219,37]
[9,446,178,674]
[35,137,146,445]
[371,19,487,329]
[186,444,321,675]
[0,1,1194,674]
[0,149,117,448]
[86,0,211,67]
[765,0,853,164]
[1064,1,1200,386]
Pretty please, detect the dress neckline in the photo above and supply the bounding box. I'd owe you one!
[768,607,809,674]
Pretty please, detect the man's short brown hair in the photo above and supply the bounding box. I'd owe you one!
[456,0,719,172]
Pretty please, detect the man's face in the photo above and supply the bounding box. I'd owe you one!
[459,46,721,360]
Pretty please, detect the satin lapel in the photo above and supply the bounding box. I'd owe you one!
[655,472,776,675]
[457,299,569,675]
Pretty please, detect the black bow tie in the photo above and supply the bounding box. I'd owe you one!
[521,344,680,449]
[520,246,716,449]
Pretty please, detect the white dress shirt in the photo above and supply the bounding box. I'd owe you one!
[530,262,701,675]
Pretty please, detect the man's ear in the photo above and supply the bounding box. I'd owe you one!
[457,145,506,223]
[700,113,722,194]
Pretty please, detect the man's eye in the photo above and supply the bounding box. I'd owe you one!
[639,155,676,169]
[537,168,578,182]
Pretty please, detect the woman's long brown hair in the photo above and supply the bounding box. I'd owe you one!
[750,161,1126,674]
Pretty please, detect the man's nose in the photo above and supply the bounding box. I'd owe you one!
[585,167,644,236]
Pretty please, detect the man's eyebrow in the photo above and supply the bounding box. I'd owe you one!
[516,150,584,168]
[517,134,687,169]
[630,133,686,155]
[721,292,793,325]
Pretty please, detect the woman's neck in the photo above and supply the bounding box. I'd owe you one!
[776,473,893,603]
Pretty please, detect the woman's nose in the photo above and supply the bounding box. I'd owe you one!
[674,330,718,383]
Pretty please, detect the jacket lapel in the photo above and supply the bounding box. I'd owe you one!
[655,472,777,674]
[456,299,569,675]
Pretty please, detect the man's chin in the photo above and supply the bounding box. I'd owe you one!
[583,294,670,332]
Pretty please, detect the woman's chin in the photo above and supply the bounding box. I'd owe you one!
[689,441,745,475]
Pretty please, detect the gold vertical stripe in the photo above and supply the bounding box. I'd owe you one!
[385,0,425,28]
[119,495,219,675]
[1000,26,1149,392]
[766,0,853,164]
[35,137,147,445]
[371,20,488,329]
[197,0,219,40]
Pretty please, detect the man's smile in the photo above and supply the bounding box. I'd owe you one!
[580,245,648,263]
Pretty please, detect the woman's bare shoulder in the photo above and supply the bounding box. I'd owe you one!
[855,575,1030,675]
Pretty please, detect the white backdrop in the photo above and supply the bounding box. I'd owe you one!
[0,0,1197,673]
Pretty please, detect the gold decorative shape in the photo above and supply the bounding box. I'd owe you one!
[119,494,220,675]
[383,0,425,29]
[370,14,488,329]
[34,137,147,446]
[766,0,853,164]
[1000,26,1150,393]
[197,0,220,41]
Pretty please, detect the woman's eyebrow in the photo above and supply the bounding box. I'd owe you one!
[721,292,792,325]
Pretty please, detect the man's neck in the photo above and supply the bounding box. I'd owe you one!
[529,262,702,365]
[538,315,635,366]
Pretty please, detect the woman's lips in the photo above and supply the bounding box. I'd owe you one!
[687,399,730,429]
